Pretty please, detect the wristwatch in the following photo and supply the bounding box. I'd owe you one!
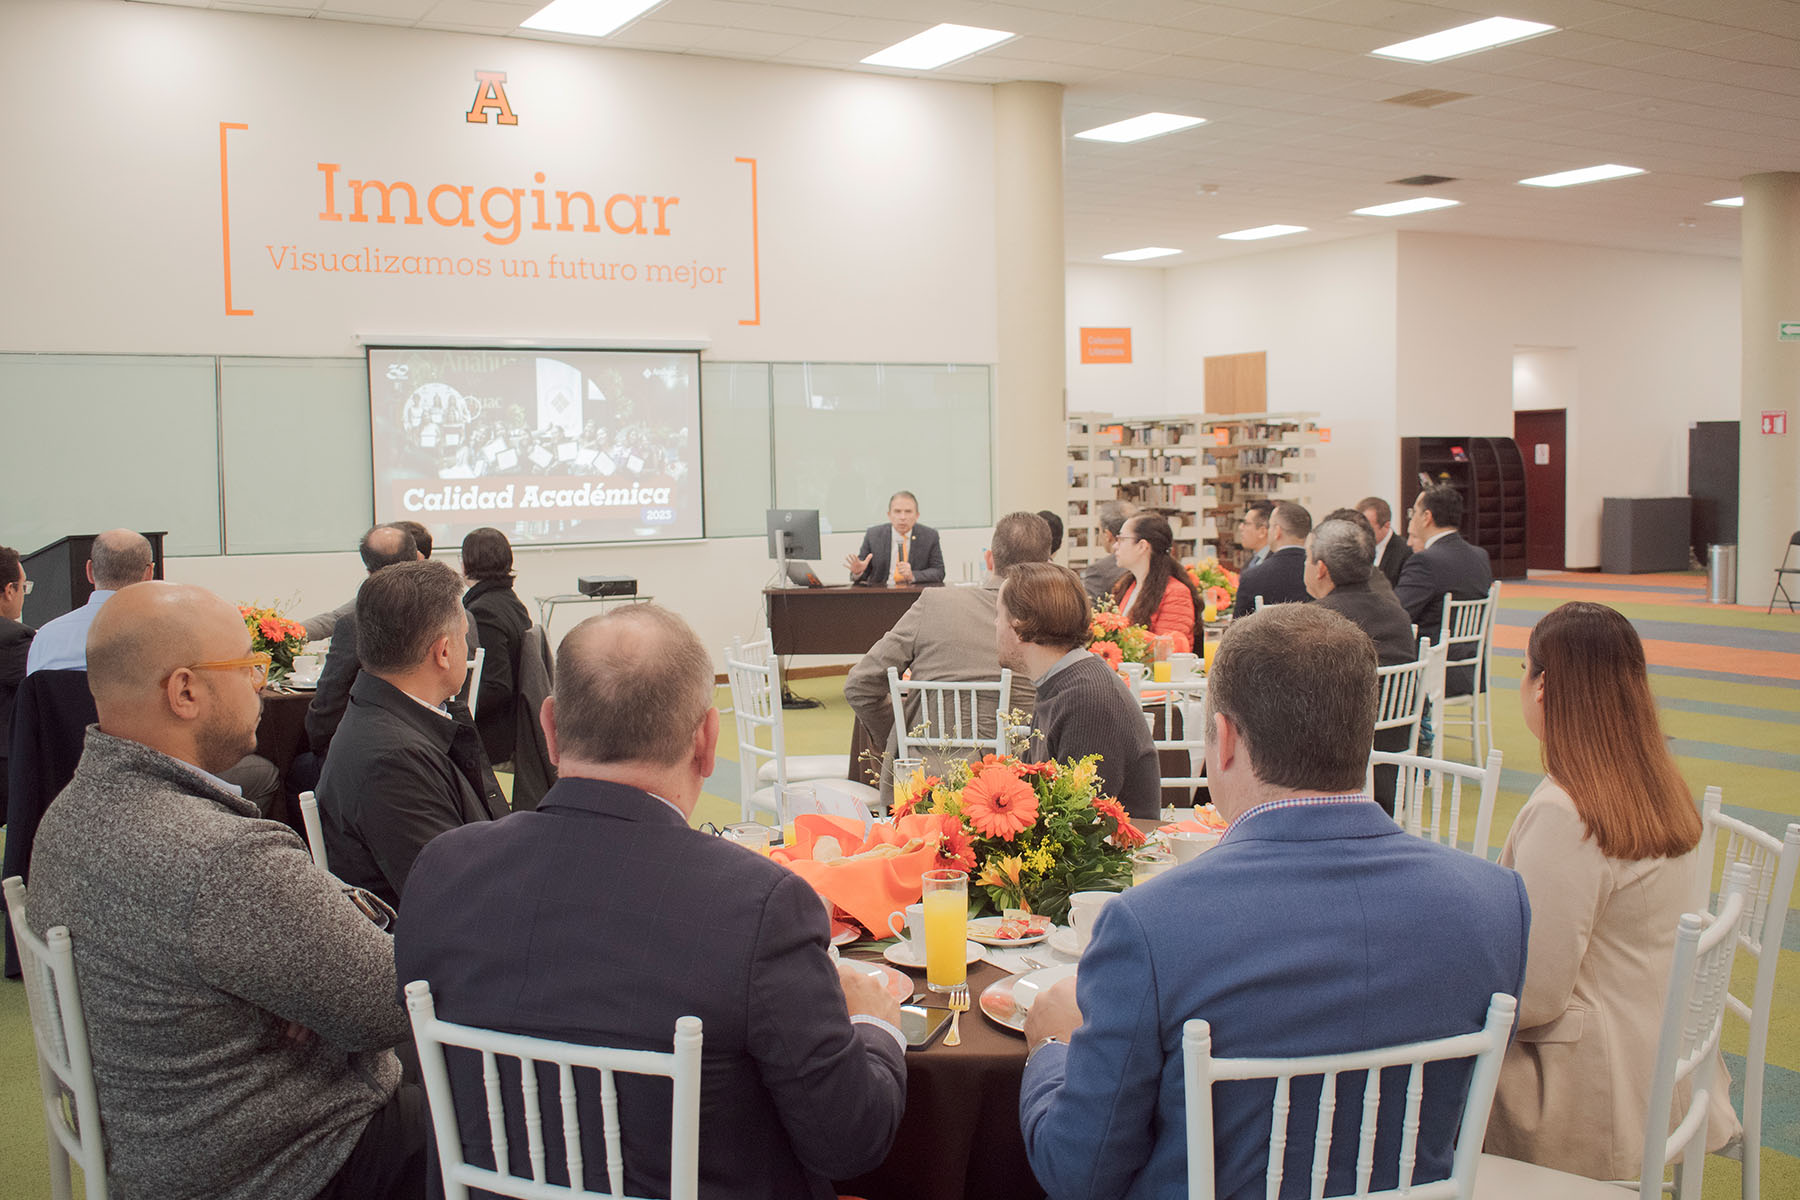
[1027,1035,1063,1062]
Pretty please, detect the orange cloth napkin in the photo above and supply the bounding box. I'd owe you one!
[773,813,958,934]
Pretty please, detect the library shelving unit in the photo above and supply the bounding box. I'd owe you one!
[1064,414,1219,570]
[1398,436,1528,580]
[1199,413,1322,572]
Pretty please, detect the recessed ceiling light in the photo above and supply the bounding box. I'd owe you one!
[520,0,665,38]
[1354,197,1461,217]
[1708,196,1744,208]
[1218,225,1308,241]
[1518,163,1645,188]
[1103,247,1182,261]
[862,23,1015,70]
[1371,16,1557,63]
[1074,113,1206,144]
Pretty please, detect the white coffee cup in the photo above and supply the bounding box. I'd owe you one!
[1168,653,1199,681]
[1121,662,1147,689]
[887,902,925,960]
[1165,829,1223,864]
[1069,890,1117,953]
[290,653,321,683]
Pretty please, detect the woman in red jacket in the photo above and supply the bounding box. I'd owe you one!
[1109,514,1199,653]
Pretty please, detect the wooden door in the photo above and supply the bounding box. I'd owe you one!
[1514,409,1566,571]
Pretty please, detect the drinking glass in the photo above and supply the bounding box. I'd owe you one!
[921,869,968,992]
[1131,847,1177,886]
[722,822,774,855]
[778,783,816,846]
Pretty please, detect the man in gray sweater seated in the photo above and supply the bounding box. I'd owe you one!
[26,581,424,1200]
[997,563,1161,817]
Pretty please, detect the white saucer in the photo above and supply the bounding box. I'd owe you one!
[883,940,982,970]
[1047,926,1081,958]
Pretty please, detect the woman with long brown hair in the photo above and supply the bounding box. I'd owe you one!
[1485,601,1737,1177]
[1108,513,1199,652]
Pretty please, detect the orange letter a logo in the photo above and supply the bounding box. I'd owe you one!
[466,71,518,125]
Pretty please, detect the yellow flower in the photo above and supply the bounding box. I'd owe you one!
[977,854,1024,891]
[1024,843,1058,874]
[1066,759,1099,794]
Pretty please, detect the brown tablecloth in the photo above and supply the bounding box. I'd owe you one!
[254,689,313,829]
[836,958,1046,1200]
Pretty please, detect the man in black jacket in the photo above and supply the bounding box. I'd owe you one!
[1395,486,1493,697]
[1359,496,1413,588]
[315,560,507,910]
[1305,517,1418,813]
[0,545,36,821]
[1231,502,1313,618]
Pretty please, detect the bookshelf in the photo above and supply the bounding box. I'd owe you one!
[1064,414,1219,569]
[1398,436,1528,580]
[1200,413,1322,571]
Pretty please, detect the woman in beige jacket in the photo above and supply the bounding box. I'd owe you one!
[1484,601,1739,1179]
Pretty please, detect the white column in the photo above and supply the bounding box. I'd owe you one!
[992,81,1066,517]
[1738,172,1800,601]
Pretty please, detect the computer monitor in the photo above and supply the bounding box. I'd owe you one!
[766,509,821,561]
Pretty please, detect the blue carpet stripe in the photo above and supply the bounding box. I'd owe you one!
[1496,611,1800,655]
[1525,579,1707,596]
[1669,739,1800,773]
[1723,1052,1800,1160]
[1492,646,1800,690]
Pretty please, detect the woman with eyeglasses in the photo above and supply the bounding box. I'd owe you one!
[1108,514,1200,652]
[1484,601,1738,1177]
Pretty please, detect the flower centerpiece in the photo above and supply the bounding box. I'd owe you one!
[1185,558,1239,623]
[893,753,1145,923]
[239,603,310,685]
[1086,595,1150,668]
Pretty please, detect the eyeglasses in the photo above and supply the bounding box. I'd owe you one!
[5,579,29,594]
[187,651,273,688]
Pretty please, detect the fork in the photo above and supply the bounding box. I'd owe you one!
[943,984,970,1046]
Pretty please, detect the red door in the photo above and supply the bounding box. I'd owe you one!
[1514,409,1566,571]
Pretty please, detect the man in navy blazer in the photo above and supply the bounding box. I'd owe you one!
[1395,485,1494,696]
[396,604,907,1200]
[1019,604,1529,1200]
[844,491,945,584]
[1230,502,1314,617]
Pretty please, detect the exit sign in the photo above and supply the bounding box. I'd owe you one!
[1763,411,1788,436]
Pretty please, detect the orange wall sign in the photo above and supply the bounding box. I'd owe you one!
[1079,327,1132,364]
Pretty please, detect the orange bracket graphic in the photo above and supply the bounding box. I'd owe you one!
[735,156,761,327]
[219,122,252,316]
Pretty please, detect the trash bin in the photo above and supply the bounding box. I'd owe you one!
[1708,544,1737,605]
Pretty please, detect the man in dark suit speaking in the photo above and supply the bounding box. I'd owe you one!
[396,604,906,1199]
[845,490,945,584]
[1395,485,1494,696]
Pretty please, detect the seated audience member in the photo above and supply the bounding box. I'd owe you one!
[460,526,530,765]
[1359,495,1412,588]
[1304,516,1418,814]
[396,604,906,1198]
[302,521,436,642]
[306,524,422,757]
[1019,604,1529,1198]
[1,546,34,816]
[393,519,435,558]
[1231,502,1312,618]
[1110,514,1200,652]
[1036,509,1065,556]
[1082,500,1136,599]
[999,563,1160,818]
[1395,484,1493,697]
[27,581,423,1200]
[1235,500,1274,570]
[1486,601,1738,1177]
[316,560,507,909]
[1321,507,1399,599]
[845,512,1050,798]
[25,528,154,674]
[844,490,945,584]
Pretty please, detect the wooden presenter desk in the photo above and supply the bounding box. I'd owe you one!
[763,584,933,655]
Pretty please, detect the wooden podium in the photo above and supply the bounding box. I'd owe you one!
[20,532,166,627]
[763,584,932,655]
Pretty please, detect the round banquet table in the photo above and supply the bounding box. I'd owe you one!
[254,687,314,830]
[834,956,1047,1200]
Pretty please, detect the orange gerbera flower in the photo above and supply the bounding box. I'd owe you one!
[960,766,1040,840]
[1115,821,1148,848]
[1018,760,1059,779]
[938,825,977,874]
[1093,610,1128,632]
[1093,795,1128,825]
[1091,641,1123,669]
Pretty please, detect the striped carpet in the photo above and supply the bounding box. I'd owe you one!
[2,570,1794,1194]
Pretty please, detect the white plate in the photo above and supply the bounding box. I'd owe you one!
[838,959,911,1002]
[978,962,1078,1034]
[829,921,860,947]
[966,916,1051,947]
[883,940,983,970]
[1047,926,1080,959]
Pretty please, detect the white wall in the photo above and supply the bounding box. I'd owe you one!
[1397,234,1739,567]
[2,0,1004,668]
[1065,264,1168,414]
[1512,347,1579,413]
[1161,234,1400,514]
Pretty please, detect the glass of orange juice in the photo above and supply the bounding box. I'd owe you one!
[778,783,815,846]
[920,869,968,993]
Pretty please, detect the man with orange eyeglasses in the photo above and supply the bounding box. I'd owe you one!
[25,580,427,1200]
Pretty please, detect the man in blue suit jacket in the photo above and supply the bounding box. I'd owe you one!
[396,604,907,1200]
[845,491,945,584]
[1019,604,1529,1200]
